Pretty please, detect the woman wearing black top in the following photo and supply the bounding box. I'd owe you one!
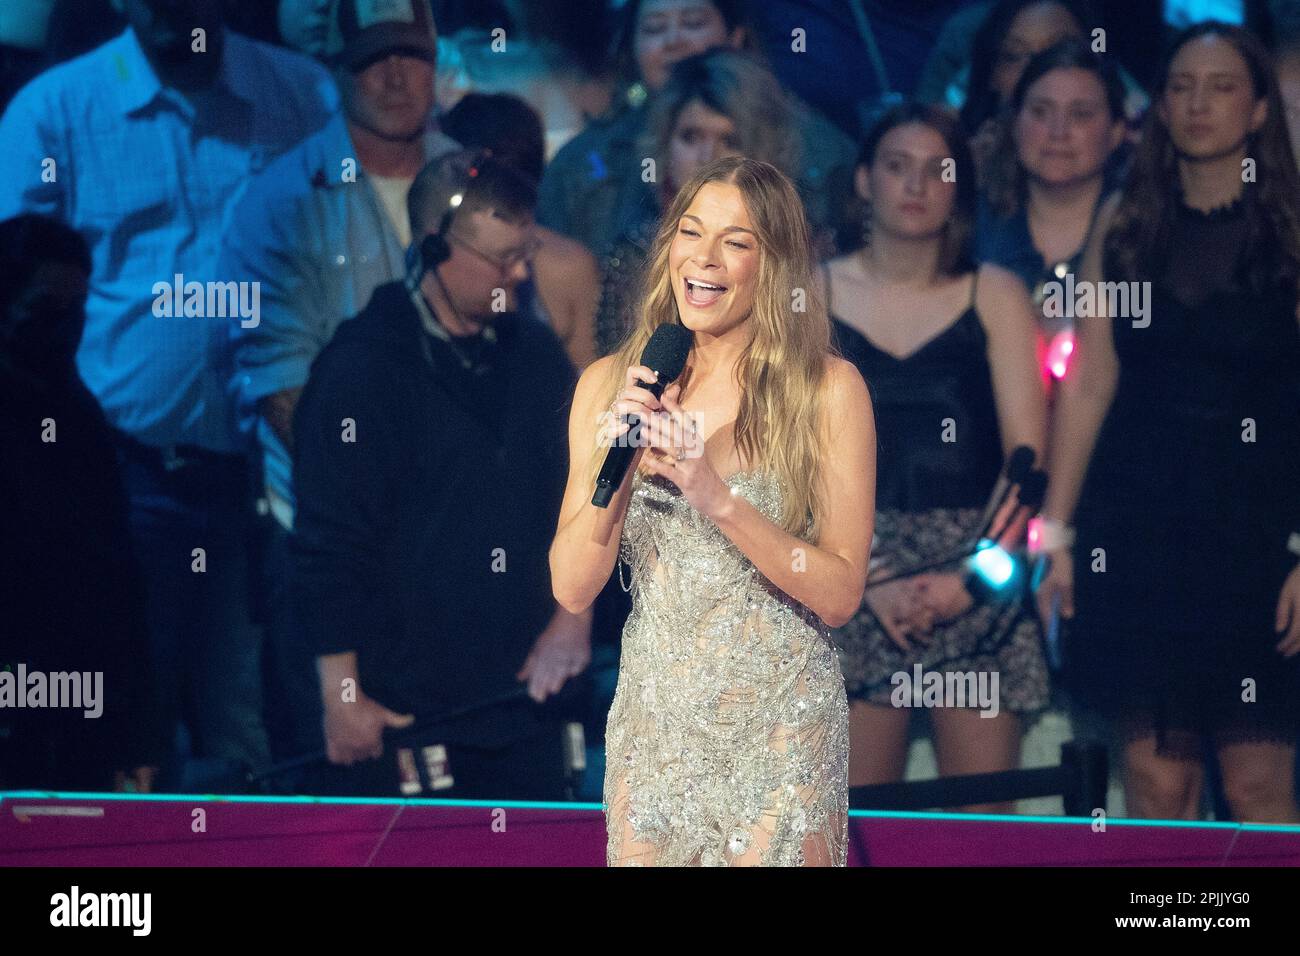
[823,105,1048,812]
[1037,23,1300,823]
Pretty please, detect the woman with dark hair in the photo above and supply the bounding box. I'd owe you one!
[822,104,1049,812]
[1036,23,1300,823]
[593,48,801,357]
[977,38,1128,347]
[957,0,1144,176]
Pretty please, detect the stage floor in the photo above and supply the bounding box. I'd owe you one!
[3,791,1298,866]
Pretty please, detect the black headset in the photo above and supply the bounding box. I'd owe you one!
[406,148,501,376]
[408,147,494,284]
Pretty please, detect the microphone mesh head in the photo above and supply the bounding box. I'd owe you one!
[639,323,693,384]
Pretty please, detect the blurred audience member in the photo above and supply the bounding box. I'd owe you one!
[0,0,336,790]
[433,0,615,160]
[745,0,972,140]
[0,214,159,793]
[822,104,1048,812]
[278,0,338,59]
[293,152,589,799]
[592,48,801,356]
[538,0,750,255]
[1276,40,1300,158]
[0,4,39,112]
[442,91,600,369]
[220,0,457,764]
[541,0,855,257]
[977,38,1128,346]
[1038,23,1300,823]
[956,1,1146,175]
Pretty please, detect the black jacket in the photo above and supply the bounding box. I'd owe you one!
[290,281,577,747]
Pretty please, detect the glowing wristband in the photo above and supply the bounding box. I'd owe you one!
[1028,516,1075,554]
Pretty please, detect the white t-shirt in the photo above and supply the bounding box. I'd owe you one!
[369,171,415,249]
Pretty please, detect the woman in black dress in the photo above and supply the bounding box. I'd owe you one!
[1037,23,1300,823]
[823,105,1048,812]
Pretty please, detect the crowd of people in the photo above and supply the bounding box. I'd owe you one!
[1,0,1298,825]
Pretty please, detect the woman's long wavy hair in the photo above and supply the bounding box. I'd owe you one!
[1104,22,1300,293]
[588,155,833,541]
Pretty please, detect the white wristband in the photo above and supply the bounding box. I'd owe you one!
[1029,516,1076,554]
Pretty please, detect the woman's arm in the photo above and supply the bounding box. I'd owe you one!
[549,355,642,612]
[1040,194,1123,525]
[975,263,1049,547]
[705,357,876,628]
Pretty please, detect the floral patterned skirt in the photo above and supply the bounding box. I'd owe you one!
[831,507,1049,715]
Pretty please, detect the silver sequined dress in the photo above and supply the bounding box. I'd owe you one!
[603,467,851,866]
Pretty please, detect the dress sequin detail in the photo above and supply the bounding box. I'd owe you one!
[603,468,851,866]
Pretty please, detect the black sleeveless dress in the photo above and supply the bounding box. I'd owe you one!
[828,270,1049,714]
[1065,196,1300,759]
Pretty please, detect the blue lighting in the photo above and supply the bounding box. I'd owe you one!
[969,540,1016,589]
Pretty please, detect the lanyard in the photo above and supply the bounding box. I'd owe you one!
[407,280,496,375]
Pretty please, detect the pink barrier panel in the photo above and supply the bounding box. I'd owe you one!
[3,794,1299,866]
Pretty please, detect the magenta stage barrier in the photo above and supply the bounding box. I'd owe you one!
[3,792,1299,866]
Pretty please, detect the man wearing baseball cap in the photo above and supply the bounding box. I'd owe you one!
[220,0,458,771]
[334,0,438,70]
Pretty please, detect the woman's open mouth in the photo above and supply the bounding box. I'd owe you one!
[684,277,728,307]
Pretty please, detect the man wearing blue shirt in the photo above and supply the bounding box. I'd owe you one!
[0,0,336,789]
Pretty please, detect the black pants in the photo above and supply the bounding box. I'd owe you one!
[304,723,572,801]
[253,513,324,764]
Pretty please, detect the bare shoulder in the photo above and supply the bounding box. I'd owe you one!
[972,262,1036,334]
[821,354,872,413]
[974,262,1030,305]
[576,352,618,404]
[535,226,600,283]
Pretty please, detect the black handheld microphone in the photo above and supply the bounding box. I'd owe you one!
[968,445,1035,550]
[591,323,694,508]
[989,468,1047,543]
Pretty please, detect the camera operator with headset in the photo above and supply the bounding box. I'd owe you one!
[290,150,592,799]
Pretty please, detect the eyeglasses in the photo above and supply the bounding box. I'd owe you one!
[448,231,543,275]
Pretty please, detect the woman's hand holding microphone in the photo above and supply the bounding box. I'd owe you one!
[605,364,727,518]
